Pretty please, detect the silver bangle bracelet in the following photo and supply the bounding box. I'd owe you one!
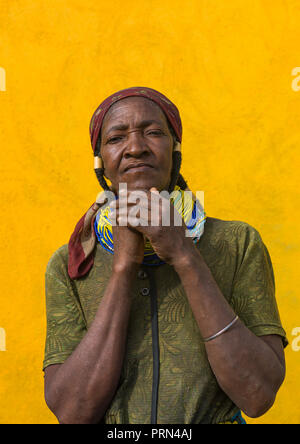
[202,315,239,343]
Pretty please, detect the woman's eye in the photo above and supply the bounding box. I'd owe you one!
[147,130,163,136]
[107,136,123,144]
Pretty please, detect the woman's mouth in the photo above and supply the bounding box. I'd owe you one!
[124,163,154,173]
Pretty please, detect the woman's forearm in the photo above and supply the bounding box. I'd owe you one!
[174,245,285,418]
[45,264,139,424]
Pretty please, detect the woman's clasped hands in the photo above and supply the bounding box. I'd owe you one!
[109,187,195,267]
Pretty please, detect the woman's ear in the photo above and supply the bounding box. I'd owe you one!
[94,155,109,179]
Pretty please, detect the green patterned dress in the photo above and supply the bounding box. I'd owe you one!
[43,217,287,424]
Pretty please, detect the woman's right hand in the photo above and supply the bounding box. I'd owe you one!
[109,190,145,270]
[111,223,145,271]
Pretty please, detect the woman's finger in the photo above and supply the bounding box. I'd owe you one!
[150,187,160,195]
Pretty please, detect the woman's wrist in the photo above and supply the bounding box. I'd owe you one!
[112,259,141,276]
[172,242,203,273]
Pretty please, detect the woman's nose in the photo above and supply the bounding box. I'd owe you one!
[124,131,149,157]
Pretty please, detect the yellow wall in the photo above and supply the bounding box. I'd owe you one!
[0,0,299,424]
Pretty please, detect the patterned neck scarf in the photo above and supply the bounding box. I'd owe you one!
[94,185,206,266]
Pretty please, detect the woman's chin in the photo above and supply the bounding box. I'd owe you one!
[121,180,159,192]
[111,177,170,193]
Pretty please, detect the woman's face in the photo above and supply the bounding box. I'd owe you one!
[100,96,174,193]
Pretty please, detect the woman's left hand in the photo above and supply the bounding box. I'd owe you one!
[109,187,196,266]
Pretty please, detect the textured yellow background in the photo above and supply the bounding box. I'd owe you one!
[0,0,299,424]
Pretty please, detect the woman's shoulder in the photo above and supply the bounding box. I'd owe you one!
[202,216,263,247]
[45,243,69,277]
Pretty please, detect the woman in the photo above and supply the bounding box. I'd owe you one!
[43,87,287,424]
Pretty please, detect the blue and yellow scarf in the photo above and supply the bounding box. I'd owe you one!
[94,185,206,266]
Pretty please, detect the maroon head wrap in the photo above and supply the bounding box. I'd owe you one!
[68,87,182,279]
[89,86,182,153]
